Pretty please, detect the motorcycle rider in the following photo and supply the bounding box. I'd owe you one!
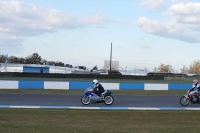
[93,79,105,99]
[190,79,200,98]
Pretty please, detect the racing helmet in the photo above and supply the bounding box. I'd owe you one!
[93,79,98,85]
[193,79,199,85]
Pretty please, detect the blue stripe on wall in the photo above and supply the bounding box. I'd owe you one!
[69,82,93,90]
[120,83,144,90]
[0,80,193,90]
[19,81,44,90]
[168,84,192,90]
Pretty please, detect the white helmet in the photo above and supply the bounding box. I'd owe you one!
[193,79,198,85]
[93,79,98,85]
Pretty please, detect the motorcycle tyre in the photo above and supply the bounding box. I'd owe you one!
[104,95,114,105]
[180,96,190,106]
[81,96,90,105]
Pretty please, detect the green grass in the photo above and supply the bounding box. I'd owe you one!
[0,109,199,133]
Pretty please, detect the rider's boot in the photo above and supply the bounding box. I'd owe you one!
[100,94,104,100]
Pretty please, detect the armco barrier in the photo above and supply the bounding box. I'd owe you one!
[0,80,192,90]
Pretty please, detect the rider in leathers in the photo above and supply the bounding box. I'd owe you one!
[190,79,200,98]
[93,79,105,98]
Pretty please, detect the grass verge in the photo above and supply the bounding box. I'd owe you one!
[0,109,199,133]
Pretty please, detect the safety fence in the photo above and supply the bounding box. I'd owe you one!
[0,80,192,90]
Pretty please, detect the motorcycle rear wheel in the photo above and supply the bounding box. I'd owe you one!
[180,96,190,106]
[81,96,90,105]
[104,95,114,105]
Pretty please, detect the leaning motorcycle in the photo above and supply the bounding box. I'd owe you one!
[81,87,114,105]
[180,89,200,106]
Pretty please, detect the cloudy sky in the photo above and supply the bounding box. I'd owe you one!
[1,0,200,72]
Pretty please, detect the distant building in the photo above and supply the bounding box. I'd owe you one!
[23,66,49,73]
[0,63,90,74]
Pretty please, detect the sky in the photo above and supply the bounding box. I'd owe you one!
[1,0,200,72]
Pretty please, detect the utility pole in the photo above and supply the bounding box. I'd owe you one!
[125,66,127,75]
[110,42,112,75]
[5,54,8,72]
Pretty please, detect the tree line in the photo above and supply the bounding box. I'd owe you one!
[0,53,66,67]
[1,53,200,74]
[156,61,200,74]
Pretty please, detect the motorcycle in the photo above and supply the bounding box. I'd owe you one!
[180,89,200,106]
[81,87,114,105]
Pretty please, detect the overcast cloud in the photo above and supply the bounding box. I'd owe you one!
[137,0,166,10]
[0,0,113,36]
[0,0,113,53]
[137,2,200,43]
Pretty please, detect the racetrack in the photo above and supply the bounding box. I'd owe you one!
[0,93,199,108]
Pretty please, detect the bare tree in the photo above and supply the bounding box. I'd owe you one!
[188,60,200,74]
[153,67,157,72]
[158,63,173,72]
[180,65,189,74]
[144,67,148,72]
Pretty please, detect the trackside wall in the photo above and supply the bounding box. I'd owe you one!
[0,80,192,90]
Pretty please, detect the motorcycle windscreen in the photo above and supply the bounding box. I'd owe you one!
[90,94,100,103]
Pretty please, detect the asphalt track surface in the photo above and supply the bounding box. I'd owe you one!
[0,93,200,108]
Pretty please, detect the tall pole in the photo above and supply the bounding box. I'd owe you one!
[125,66,127,75]
[110,42,112,75]
[5,54,8,72]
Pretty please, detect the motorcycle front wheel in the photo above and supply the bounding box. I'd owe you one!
[104,95,114,105]
[81,96,90,105]
[180,96,190,106]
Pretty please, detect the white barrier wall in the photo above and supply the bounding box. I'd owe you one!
[144,84,168,90]
[0,80,189,90]
[101,83,119,90]
[44,81,69,90]
[0,80,18,89]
